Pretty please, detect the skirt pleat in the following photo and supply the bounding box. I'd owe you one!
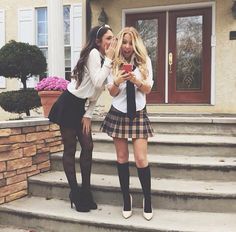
[48,90,86,129]
[101,106,154,139]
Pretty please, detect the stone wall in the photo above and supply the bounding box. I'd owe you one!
[0,118,63,204]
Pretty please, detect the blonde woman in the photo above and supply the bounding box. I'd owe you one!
[101,27,154,220]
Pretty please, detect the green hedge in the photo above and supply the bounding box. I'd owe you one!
[0,89,41,114]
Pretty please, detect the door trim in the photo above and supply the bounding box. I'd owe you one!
[122,1,216,105]
[165,11,169,103]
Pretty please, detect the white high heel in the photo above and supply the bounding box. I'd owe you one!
[143,199,153,221]
[122,195,132,219]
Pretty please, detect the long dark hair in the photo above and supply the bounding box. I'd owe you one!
[73,25,112,89]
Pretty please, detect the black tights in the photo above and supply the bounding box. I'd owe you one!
[60,126,93,193]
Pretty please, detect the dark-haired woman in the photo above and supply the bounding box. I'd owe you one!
[48,25,116,212]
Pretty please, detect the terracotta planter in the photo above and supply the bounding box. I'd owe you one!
[38,90,62,117]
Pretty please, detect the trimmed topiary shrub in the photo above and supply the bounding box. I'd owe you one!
[0,89,41,114]
[0,40,47,89]
[0,40,47,116]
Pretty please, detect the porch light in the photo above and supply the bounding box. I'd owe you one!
[98,7,108,25]
[232,1,236,19]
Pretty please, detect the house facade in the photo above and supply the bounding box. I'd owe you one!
[91,0,236,115]
[0,0,86,120]
[0,0,236,120]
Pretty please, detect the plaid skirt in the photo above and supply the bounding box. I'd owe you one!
[100,106,154,139]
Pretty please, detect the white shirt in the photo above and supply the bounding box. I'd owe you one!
[67,48,112,118]
[107,56,153,113]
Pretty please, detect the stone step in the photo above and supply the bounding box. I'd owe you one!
[0,225,33,232]
[92,116,236,136]
[51,152,236,181]
[88,132,236,156]
[0,196,235,232]
[28,171,236,213]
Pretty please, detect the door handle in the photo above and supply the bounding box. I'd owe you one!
[168,52,173,74]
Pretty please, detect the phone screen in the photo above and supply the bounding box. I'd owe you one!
[122,64,133,73]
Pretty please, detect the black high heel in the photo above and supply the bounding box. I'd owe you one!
[69,190,90,212]
[87,190,97,210]
[70,197,73,209]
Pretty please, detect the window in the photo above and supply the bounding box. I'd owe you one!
[36,7,48,78]
[64,5,71,80]
[36,6,71,79]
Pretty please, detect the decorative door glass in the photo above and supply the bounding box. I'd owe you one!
[176,16,203,90]
[135,19,158,91]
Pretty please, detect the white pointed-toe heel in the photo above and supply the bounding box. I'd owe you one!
[122,195,132,219]
[143,199,153,221]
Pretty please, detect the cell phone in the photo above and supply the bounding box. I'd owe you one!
[122,64,133,73]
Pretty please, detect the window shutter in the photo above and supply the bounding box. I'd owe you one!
[71,3,83,70]
[18,8,38,88]
[18,8,35,44]
[0,9,5,47]
[0,9,6,88]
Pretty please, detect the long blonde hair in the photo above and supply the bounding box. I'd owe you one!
[112,27,148,80]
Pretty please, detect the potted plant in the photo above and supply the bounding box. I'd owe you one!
[35,76,69,117]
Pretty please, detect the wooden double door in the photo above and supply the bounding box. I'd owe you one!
[126,7,212,104]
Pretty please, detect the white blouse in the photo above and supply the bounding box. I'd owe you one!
[107,56,153,113]
[67,48,112,118]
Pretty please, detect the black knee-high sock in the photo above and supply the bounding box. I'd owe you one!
[60,127,78,193]
[137,165,152,213]
[117,162,131,211]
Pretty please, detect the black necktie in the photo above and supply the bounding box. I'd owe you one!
[100,57,104,67]
[126,66,136,120]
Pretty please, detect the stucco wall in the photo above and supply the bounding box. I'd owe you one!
[91,0,236,114]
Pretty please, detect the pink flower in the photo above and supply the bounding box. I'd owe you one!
[35,76,69,91]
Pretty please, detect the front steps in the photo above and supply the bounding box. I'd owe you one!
[0,115,236,231]
[51,152,236,181]
[28,170,236,213]
[89,132,236,156]
[0,197,236,232]
[92,115,236,136]
[0,225,30,232]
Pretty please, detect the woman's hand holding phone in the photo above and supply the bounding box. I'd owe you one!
[121,64,136,82]
[122,64,133,73]
[114,70,129,86]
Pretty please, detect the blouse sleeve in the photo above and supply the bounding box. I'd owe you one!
[105,73,115,87]
[83,100,97,118]
[87,49,112,88]
[146,56,154,87]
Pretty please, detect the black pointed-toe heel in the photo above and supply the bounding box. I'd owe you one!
[69,190,90,213]
[70,199,73,209]
[87,191,97,210]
